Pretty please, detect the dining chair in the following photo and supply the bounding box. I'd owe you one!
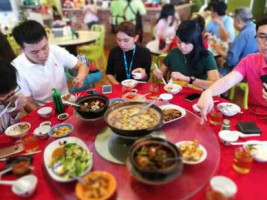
[77,24,107,69]
[228,82,249,109]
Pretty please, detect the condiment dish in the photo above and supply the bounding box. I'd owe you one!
[37,107,52,118]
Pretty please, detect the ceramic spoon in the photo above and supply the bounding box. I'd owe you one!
[63,101,82,107]
[230,140,267,146]
[232,131,261,138]
[0,175,35,193]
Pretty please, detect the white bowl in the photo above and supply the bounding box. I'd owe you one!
[121,79,137,88]
[218,130,239,146]
[132,72,143,80]
[164,84,182,95]
[12,175,38,198]
[210,176,237,198]
[217,103,241,117]
[5,122,31,138]
[34,125,51,140]
[244,144,267,162]
[159,93,173,101]
[37,107,52,118]
[43,136,93,182]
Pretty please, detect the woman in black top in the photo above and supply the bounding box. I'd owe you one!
[106,21,151,84]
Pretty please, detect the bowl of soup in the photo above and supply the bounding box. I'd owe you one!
[104,102,164,137]
[127,137,183,185]
[75,94,109,119]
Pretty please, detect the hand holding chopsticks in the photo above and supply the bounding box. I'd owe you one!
[154,64,167,85]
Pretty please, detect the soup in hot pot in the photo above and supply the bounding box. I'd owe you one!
[107,105,160,130]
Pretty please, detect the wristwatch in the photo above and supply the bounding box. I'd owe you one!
[189,76,196,85]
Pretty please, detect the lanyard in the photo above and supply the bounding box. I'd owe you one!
[123,46,136,79]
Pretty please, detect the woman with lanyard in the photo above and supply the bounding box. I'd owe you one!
[106,21,151,84]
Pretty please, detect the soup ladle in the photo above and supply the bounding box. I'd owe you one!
[63,101,82,108]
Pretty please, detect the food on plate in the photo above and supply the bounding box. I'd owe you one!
[9,123,30,135]
[121,79,136,87]
[52,126,72,137]
[49,143,92,179]
[245,145,267,162]
[58,113,69,120]
[164,85,173,92]
[80,99,106,112]
[75,171,116,200]
[178,140,203,161]
[62,94,71,101]
[107,105,159,130]
[110,100,124,107]
[19,124,30,130]
[162,108,182,122]
[12,158,31,177]
[134,143,176,170]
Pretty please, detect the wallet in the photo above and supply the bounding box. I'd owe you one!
[236,122,261,134]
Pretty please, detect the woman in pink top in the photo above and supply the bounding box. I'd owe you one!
[155,4,180,40]
[197,18,267,121]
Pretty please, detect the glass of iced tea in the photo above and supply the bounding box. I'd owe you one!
[209,108,223,125]
[21,135,40,153]
[233,147,253,174]
[149,83,159,100]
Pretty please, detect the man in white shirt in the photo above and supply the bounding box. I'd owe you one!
[12,20,89,112]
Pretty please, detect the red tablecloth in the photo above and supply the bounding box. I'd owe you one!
[1,84,267,200]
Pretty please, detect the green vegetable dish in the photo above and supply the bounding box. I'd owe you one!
[49,143,92,179]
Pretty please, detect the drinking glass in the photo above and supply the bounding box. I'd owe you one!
[209,109,223,125]
[233,147,253,174]
[149,83,159,100]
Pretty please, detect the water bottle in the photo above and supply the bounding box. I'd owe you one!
[52,88,64,115]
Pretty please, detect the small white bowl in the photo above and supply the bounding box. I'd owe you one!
[12,175,38,198]
[159,93,173,101]
[121,79,137,88]
[218,130,239,146]
[210,176,237,198]
[37,107,52,118]
[5,122,31,138]
[57,113,69,121]
[132,72,143,80]
[40,121,52,127]
[164,84,182,95]
[34,125,51,139]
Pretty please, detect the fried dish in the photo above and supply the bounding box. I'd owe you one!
[178,140,203,161]
[162,108,182,122]
[80,99,105,112]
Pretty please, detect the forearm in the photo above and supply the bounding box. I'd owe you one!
[24,100,38,113]
[219,24,230,41]
[191,78,218,90]
[107,74,119,85]
[76,64,89,81]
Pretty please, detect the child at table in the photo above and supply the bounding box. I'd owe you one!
[0,59,26,133]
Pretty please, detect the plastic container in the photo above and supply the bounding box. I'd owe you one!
[52,88,64,115]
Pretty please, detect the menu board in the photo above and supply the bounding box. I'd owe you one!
[0,0,12,12]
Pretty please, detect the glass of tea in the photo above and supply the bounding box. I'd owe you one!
[233,147,253,174]
[149,83,159,100]
[209,108,223,125]
[21,135,40,153]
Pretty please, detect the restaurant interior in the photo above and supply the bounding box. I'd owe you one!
[1,0,267,200]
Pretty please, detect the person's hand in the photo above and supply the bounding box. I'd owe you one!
[263,83,267,101]
[197,90,214,123]
[15,93,27,110]
[132,68,146,80]
[171,72,189,82]
[212,16,223,26]
[203,32,213,42]
[153,69,164,79]
[72,76,85,88]
[211,42,223,53]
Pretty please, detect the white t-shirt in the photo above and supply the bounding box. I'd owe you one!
[12,45,78,106]
[83,4,98,24]
[155,19,177,39]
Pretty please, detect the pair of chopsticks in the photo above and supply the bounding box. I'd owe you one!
[0,102,12,117]
[154,64,167,85]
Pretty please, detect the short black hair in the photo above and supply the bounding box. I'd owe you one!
[208,1,227,16]
[0,59,17,95]
[117,21,136,37]
[256,18,267,31]
[12,20,47,48]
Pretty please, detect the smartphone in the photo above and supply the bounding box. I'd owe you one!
[102,85,112,94]
[185,93,201,102]
[260,75,267,91]
[0,144,24,159]
[237,122,261,134]
[87,89,98,95]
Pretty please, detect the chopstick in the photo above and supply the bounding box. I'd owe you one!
[0,101,12,117]
[154,64,167,85]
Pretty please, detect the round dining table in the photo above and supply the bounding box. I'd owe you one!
[48,30,99,56]
[0,83,267,200]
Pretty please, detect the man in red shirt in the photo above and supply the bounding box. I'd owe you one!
[197,18,267,121]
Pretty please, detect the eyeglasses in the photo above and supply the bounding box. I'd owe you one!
[0,85,21,104]
[255,34,267,42]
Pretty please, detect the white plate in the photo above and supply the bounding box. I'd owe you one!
[5,122,31,138]
[176,141,207,165]
[43,136,93,182]
[159,104,186,124]
[244,144,267,162]
[217,103,241,116]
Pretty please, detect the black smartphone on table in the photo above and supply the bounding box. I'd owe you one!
[260,75,267,91]
[237,122,261,134]
[185,93,201,102]
[87,89,98,95]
